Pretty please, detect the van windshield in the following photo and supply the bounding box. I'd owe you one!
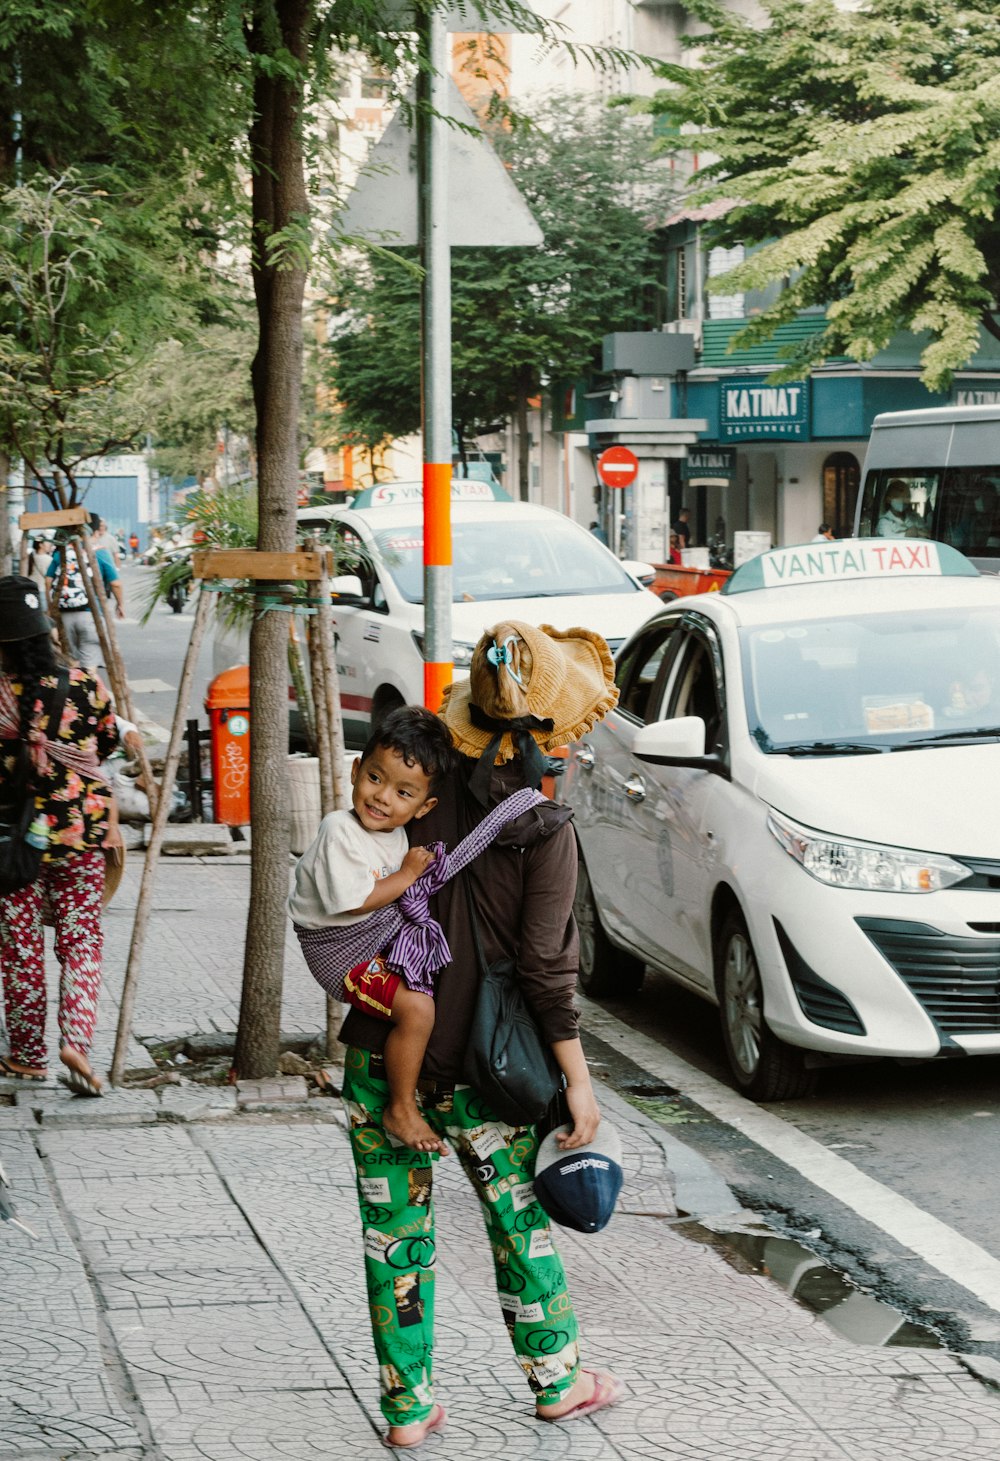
[373,519,640,603]
[858,468,1000,556]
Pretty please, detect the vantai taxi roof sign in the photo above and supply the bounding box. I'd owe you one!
[723,539,979,594]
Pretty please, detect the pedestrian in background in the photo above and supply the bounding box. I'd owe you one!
[339,620,623,1447]
[672,506,691,547]
[812,523,835,542]
[128,532,140,560]
[90,518,121,568]
[46,517,125,673]
[27,539,53,592]
[588,519,609,547]
[0,576,119,1096]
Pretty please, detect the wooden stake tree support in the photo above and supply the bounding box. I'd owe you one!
[110,547,348,1084]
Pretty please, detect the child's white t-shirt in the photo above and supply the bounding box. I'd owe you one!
[288,809,408,929]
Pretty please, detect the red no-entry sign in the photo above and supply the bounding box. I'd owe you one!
[597,445,639,488]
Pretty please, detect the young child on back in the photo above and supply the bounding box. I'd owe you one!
[289,707,455,1154]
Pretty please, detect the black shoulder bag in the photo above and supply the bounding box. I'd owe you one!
[0,672,70,897]
[462,875,564,1127]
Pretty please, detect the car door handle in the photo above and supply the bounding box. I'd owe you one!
[623,775,646,802]
[575,745,595,770]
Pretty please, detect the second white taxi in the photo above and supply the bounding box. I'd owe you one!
[563,537,1000,1100]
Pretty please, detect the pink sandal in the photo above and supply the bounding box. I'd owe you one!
[383,1403,446,1449]
[537,1368,625,1423]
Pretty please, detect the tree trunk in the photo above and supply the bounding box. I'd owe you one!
[516,382,530,502]
[234,0,312,1080]
[0,451,11,576]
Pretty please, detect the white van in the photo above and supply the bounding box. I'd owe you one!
[215,481,662,747]
[855,404,1000,571]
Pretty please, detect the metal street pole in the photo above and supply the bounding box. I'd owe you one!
[417,7,453,712]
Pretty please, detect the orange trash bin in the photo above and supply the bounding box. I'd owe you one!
[205,666,251,826]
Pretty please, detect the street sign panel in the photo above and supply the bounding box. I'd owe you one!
[597,446,639,489]
[339,79,542,248]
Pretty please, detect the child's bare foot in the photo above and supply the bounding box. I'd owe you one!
[383,1102,448,1155]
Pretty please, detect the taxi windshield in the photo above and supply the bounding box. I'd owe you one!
[742,606,1000,752]
[373,519,639,603]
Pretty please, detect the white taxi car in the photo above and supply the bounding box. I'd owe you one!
[295,480,661,746]
[563,538,1000,1100]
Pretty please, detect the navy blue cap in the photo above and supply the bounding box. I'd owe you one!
[533,1119,624,1234]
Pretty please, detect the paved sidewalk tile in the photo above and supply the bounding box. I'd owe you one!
[10,856,1000,1460]
[15,1086,160,1127]
[108,1301,351,1406]
[235,1076,310,1109]
[159,1082,238,1122]
[0,1136,141,1457]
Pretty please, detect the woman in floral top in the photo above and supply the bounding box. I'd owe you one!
[0,575,120,1095]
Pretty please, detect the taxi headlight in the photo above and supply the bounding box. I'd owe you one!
[766,809,968,893]
[411,632,476,666]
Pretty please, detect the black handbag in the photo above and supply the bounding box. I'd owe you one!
[0,673,70,897]
[462,876,564,1127]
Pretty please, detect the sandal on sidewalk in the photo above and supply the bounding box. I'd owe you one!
[382,1404,446,1449]
[58,1066,103,1098]
[537,1368,625,1423]
[0,1056,48,1083]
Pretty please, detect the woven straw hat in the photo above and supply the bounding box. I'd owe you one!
[439,621,618,764]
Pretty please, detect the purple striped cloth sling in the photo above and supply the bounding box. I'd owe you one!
[294,786,546,1002]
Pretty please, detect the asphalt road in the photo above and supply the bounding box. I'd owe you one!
[587,965,1000,1358]
[109,572,1000,1360]
[115,564,223,739]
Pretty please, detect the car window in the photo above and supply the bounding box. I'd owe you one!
[332,524,375,599]
[666,634,725,751]
[858,466,1000,555]
[372,518,640,604]
[616,622,679,723]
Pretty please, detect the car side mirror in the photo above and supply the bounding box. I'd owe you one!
[633,716,730,779]
[329,573,365,603]
[621,558,657,587]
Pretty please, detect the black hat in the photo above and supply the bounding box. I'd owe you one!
[533,1119,624,1234]
[0,575,53,642]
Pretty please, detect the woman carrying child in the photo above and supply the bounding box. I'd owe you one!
[290,706,545,1154]
[335,623,624,1447]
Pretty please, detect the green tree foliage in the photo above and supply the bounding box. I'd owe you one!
[644,0,1000,388]
[324,95,679,477]
[0,2,248,501]
[0,172,243,499]
[138,320,258,488]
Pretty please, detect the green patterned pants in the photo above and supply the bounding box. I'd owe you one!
[342,1046,581,1425]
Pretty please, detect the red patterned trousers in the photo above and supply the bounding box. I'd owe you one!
[0,850,105,1068]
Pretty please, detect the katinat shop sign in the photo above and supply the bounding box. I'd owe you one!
[720,378,809,440]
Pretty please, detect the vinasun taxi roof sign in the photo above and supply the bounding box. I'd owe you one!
[350,479,512,510]
[723,538,979,595]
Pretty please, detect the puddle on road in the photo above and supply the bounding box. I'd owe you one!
[674,1218,942,1349]
[600,1059,943,1350]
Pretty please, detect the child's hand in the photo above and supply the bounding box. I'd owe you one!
[402,845,436,881]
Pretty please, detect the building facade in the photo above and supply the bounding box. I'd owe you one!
[508,1,1000,559]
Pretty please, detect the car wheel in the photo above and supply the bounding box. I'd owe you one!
[574,855,644,998]
[371,687,404,736]
[659,589,678,602]
[716,908,816,1101]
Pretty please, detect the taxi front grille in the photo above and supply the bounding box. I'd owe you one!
[857,918,1000,1035]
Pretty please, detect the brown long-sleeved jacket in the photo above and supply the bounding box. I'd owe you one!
[338,758,581,1083]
